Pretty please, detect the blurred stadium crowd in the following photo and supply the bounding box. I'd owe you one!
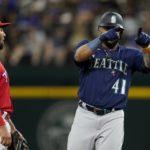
[0,0,150,67]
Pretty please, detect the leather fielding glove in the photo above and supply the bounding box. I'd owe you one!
[8,130,29,150]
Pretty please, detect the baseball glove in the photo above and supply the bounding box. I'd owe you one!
[8,130,29,150]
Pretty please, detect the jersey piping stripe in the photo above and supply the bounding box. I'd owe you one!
[10,86,150,99]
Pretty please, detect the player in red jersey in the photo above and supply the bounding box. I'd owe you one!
[0,22,23,149]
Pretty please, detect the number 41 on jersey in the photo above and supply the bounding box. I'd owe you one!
[112,79,126,95]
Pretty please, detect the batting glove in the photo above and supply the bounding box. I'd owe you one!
[135,28,150,48]
[99,27,122,42]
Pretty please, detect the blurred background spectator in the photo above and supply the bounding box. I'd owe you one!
[0,0,150,67]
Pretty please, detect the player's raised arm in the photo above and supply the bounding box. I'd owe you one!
[74,43,93,62]
[135,28,150,68]
[75,27,122,62]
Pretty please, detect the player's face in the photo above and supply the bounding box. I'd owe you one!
[0,28,6,50]
[98,27,107,35]
[98,26,121,49]
[98,26,122,38]
[98,26,116,34]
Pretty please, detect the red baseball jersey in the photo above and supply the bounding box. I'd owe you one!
[0,62,13,114]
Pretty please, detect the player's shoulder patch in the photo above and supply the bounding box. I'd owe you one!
[75,39,89,49]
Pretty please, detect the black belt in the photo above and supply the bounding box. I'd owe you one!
[79,100,121,115]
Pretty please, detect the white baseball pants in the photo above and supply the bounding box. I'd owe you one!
[67,106,124,150]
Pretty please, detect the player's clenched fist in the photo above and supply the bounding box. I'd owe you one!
[99,27,122,42]
[135,28,150,48]
[0,125,12,146]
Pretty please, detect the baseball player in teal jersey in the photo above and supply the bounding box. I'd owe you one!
[67,11,150,150]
